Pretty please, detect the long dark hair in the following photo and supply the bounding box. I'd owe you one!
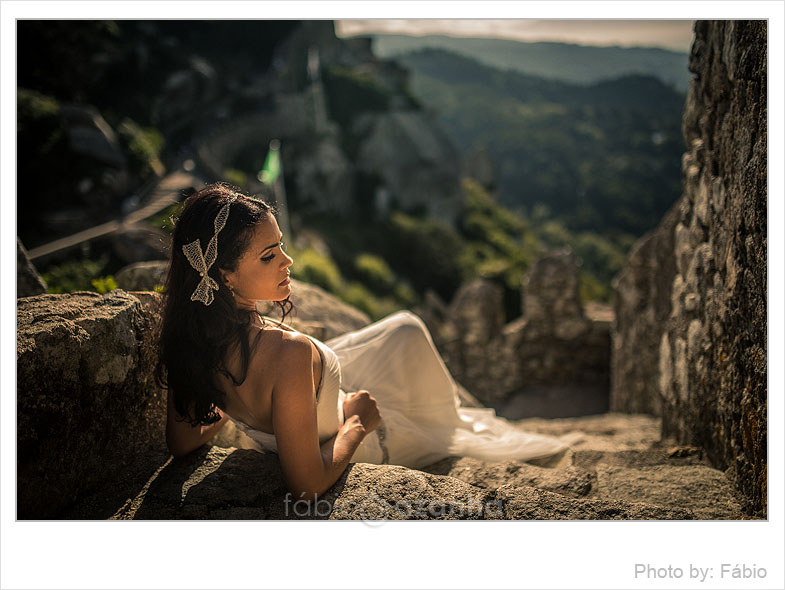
[156,183,293,426]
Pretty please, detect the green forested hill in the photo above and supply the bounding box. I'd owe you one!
[396,48,686,239]
[369,34,691,91]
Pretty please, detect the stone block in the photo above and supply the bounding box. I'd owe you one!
[17,291,166,518]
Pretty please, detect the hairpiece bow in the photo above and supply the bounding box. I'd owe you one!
[182,198,235,306]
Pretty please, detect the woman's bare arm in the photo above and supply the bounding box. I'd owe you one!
[165,390,229,458]
[317,414,368,474]
[272,334,369,502]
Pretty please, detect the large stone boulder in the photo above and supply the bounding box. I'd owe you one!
[571,448,743,520]
[522,250,590,339]
[17,291,167,518]
[16,281,373,518]
[17,237,47,297]
[611,21,767,515]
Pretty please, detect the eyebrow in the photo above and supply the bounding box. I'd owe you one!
[259,234,283,255]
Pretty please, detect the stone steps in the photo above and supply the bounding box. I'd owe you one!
[419,413,746,520]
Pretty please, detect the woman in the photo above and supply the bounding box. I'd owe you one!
[158,183,574,503]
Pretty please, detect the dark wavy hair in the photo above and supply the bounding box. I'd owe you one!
[156,183,294,426]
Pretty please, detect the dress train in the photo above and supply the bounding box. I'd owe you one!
[325,311,575,468]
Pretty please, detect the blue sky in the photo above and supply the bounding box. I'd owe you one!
[337,20,695,53]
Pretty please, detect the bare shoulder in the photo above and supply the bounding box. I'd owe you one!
[253,329,314,386]
[271,331,318,405]
[276,331,315,370]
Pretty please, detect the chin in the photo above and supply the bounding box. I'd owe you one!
[272,285,292,300]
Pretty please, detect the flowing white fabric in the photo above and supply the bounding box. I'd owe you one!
[226,310,575,468]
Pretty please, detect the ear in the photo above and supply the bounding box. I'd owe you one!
[218,267,233,289]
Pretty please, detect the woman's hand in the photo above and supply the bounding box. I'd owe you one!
[343,390,381,433]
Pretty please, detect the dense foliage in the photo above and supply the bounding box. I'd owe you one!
[321,65,392,129]
[293,179,626,321]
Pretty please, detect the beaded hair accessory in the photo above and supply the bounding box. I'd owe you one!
[182,197,236,306]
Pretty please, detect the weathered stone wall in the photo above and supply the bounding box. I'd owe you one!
[611,21,767,514]
[611,204,680,415]
[439,251,611,407]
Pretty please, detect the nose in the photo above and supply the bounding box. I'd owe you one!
[282,250,293,269]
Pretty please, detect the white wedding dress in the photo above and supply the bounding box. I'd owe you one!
[225,310,574,469]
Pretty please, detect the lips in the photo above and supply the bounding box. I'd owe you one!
[279,275,291,286]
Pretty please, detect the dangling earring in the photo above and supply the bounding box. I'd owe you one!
[227,283,234,297]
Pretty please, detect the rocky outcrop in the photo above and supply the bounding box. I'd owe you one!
[17,291,167,518]
[439,251,611,409]
[611,21,767,515]
[192,21,463,227]
[353,110,463,224]
[58,104,132,211]
[62,413,744,520]
[17,237,47,297]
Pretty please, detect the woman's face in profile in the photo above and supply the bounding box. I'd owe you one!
[220,213,293,309]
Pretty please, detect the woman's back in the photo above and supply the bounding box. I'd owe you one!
[217,322,323,435]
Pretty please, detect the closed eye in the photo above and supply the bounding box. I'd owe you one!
[261,241,285,262]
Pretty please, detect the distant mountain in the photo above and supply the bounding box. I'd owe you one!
[395,48,686,238]
[364,34,691,92]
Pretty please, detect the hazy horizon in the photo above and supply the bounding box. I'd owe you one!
[336,20,695,53]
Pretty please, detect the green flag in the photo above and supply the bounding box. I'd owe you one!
[258,143,281,185]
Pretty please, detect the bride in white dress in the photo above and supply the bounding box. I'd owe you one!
[159,184,573,502]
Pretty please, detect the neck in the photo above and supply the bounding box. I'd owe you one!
[234,296,258,313]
